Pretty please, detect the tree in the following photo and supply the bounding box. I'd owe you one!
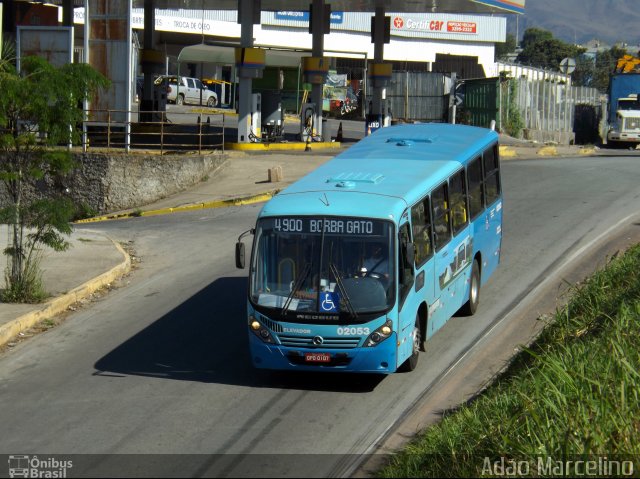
[572,46,629,92]
[520,28,553,51]
[0,55,109,302]
[495,33,517,61]
[516,27,585,70]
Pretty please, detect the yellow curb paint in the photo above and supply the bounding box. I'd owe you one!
[499,146,517,157]
[0,239,131,349]
[187,108,236,117]
[75,212,141,224]
[74,191,280,224]
[579,147,596,155]
[224,141,341,151]
[537,146,558,156]
[199,192,277,209]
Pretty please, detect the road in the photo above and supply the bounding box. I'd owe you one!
[0,154,639,477]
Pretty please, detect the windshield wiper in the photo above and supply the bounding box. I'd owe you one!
[329,263,358,319]
[281,262,312,316]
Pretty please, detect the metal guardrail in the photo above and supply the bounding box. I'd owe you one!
[82,109,226,154]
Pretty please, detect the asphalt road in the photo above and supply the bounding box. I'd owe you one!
[0,154,639,478]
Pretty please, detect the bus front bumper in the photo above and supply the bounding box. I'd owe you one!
[249,333,398,374]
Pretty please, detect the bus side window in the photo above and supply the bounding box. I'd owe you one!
[483,144,501,205]
[432,183,451,251]
[450,169,468,235]
[411,197,433,267]
[467,156,484,220]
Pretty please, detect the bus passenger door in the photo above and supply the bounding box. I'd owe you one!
[397,222,418,364]
[449,168,474,314]
[410,197,437,339]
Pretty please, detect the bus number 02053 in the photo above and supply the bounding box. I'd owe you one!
[337,327,370,336]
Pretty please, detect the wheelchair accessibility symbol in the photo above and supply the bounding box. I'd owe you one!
[320,292,340,312]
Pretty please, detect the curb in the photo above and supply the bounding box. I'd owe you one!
[500,144,600,159]
[74,190,280,224]
[0,238,132,349]
[536,145,558,156]
[499,145,517,157]
[224,141,341,151]
[579,147,597,155]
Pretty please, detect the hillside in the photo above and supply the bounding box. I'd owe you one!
[508,0,640,47]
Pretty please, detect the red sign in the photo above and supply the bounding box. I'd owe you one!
[447,21,477,34]
[391,16,478,34]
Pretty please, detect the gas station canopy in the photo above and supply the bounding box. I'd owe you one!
[178,43,309,68]
[147,0,524,14]
[57,0,525,15]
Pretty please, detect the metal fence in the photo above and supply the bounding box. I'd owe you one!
[82,109,226,153]
[506,77,603,139]
[366,71,449,123]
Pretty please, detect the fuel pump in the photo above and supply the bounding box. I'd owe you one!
[300,103,317,142]
[250,93,262,142]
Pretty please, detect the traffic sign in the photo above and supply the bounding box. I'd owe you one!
[560,57,576,74]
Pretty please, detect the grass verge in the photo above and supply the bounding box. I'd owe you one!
[380,244,640,477]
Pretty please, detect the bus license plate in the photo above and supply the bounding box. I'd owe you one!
[305,352,331,363]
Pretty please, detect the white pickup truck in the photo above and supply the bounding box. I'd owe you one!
[156,75,218,107]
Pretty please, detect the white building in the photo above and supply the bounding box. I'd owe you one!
[74,8,506,78]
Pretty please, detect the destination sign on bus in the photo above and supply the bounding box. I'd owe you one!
[270,217,383,235]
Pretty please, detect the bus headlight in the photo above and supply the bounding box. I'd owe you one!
[363,320,393,347]
[249,316,275,343]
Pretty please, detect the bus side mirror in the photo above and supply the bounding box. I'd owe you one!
[405,242,415,265]
[235,228,255,269]
[236,242,245,269]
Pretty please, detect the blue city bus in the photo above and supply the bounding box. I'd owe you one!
[235,123,502,373]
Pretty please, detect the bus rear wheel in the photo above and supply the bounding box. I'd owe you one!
[460,259,480,316]
[399,315,420,372]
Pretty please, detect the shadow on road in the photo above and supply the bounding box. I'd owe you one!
[94,276,384,393]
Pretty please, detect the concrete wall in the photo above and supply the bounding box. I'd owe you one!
[1,152,228,216]
[521,129,576,145]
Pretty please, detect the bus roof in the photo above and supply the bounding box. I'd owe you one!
[260,123,499,221]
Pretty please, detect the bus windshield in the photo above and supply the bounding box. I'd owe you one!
[249,216,395,320]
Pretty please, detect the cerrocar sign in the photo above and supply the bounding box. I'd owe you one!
[392,16,477,34]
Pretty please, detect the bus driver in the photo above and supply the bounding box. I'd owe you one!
[361,243,389,279]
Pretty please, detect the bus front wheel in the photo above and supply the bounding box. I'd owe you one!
[460,259,480,316]
[399,315,420,372]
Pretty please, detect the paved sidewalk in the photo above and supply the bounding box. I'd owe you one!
[0,137,600,348]
[0,229,130,348]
